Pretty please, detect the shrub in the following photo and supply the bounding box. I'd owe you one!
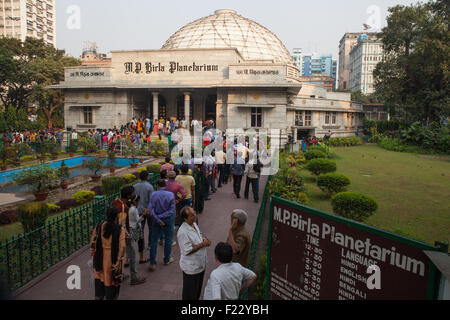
[280,191,310,205]
[82,157,104,176]
[46,203,61,213]
[304,149,326,161]
[102,177,124,195]
[328,137,363,147]
[55,199,78,211]
[20,155,35,162]
[0,210,18,225]
[90,185,103,196]
[79,137,98,154]
[18,202,49,233]
[123,174,137,183]
[305,159,337,176]
[72,190,96,204]
[146,163,162,173]
[317,173,351,197]
[13,165,58,193]
[137,167,148,173]
[331,192,378,222]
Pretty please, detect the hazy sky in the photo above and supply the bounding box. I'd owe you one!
[56,0,424,59]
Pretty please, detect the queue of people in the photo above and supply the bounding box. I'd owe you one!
[89,146,260,300]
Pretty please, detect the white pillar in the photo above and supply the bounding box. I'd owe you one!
[152,92,159,121]
[184,92,191,124]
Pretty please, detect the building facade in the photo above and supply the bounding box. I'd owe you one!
[0,0,55,46]
[292,49,337,90]
[53,10,363,144]
[338,32,378,90]
[349,35,383,94]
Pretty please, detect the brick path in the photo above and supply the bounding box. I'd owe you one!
[14,175,267,300]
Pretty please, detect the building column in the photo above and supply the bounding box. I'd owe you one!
[184,92,191,124]
[152,92,159,121]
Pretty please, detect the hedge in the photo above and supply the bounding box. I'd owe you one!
[72,190,96,204]
[331,192,378,222]
[317,173,351,196]
[304,149,326,161]
[17,202,49,233]
[305,158,337,176]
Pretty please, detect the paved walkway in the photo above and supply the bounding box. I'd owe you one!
[14,175,267,300]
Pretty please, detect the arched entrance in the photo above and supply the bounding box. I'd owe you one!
[205,94,217,123]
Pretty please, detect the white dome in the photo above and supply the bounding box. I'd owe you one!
[162,9,295,65]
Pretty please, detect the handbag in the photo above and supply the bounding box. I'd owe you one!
[117,200,132,246]
[90,223,102,257]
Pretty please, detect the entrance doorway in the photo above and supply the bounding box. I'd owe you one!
[297,129,311,141]
[205,94,217,123]
[150,95,167,120]
[177,95,194,120]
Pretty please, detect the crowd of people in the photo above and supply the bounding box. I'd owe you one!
[88,124,265,300]
[90,158,259,300]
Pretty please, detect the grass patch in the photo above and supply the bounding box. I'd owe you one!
[302,145,450,245]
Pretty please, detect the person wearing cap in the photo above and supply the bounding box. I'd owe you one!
[227,209,251,268]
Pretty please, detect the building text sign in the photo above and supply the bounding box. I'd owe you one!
[268,197,439,300]
[123,61,219,75]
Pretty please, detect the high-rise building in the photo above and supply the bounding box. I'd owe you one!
[0,0,56,46]
[338,32,378,90]
[349,34,383,94]
[292,49,337,90]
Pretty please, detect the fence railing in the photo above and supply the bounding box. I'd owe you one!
[0,171,160,294]
[239,175,271,300]
[0,192,120,293]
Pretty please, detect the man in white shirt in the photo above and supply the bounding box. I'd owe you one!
[203,242,256,300]
[177,207,211,300]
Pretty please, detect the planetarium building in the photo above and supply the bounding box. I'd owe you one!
[53,9,364,143]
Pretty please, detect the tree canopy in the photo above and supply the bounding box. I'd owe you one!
[373,0,449,125]
[0,37,81,128]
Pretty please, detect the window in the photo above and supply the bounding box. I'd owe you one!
[305,111,312,126]
[325,112,331,124]
[83,106,93,124]
[251,107,262,127]
[295,111,303,126]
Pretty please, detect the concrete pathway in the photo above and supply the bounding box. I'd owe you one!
[14,175,267,300]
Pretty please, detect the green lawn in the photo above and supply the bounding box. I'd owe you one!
[302,145,450,245]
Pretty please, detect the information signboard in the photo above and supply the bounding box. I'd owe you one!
[267,197,441,300]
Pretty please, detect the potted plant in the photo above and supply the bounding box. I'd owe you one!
[67,139,77,157]
[138,147,147,163]
[107,150,117,173]
[56,160,70,190]
[0,146,9,171]
[125,141,138,168]
[13,165,58,201]
[82,156,104,182]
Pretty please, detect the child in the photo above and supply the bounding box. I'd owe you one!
[128,195,148,264]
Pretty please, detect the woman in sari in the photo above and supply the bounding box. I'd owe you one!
[90,206,126,300]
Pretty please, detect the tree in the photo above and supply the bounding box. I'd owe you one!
[0,37,81,128]
[373,0,449,124]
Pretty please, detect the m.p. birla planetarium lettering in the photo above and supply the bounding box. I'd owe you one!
[124,62,219,74]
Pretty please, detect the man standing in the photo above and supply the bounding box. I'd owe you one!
[148,180,176,271]
[112,186,146,285]
[161,157,174,173]
[175,165,196,222]
[231,153,245,199]
[193,162,206,215]
[177,206,211,300]
[133,171,154,249]
[166,170,186,228]
[203,242,256,300]
[244,158,260,203]
[215,148,226,188]
[227,209,251,268]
